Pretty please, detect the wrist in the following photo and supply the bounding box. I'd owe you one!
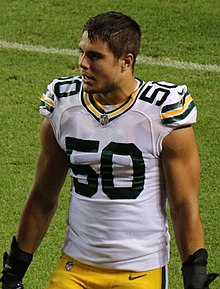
[182,249,208,289]
[182,248,208,268]
[1,236,33,282]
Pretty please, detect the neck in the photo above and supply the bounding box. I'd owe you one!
[93,77,139,105]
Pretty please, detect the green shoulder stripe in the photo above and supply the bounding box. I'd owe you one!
[161,92,189,113]
[162,100,196,124]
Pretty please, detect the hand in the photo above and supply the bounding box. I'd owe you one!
[204,273,219,288]
[182,249,218,289]
[182,269,218,289]
[0,252,24,289]
[0,237,33,289]
[1,280,24,289]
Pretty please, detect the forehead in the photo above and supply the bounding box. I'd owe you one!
[79,31,112,55]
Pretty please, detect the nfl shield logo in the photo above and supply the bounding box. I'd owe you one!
[100,113,109,126]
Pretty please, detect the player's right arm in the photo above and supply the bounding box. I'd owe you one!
[16,119,69,252]
[0,119,69,288]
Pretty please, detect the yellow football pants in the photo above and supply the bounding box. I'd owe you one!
[45,252,168,289]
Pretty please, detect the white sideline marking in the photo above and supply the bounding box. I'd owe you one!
[0,40,78,56]
[0,40,220,72]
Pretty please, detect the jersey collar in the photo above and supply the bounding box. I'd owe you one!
[81,79,144,126]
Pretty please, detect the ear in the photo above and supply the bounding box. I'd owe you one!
[121,53,134,71]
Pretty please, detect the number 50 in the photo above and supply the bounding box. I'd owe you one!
[66,137,145,200]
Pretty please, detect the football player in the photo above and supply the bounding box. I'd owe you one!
[1,11,218,289]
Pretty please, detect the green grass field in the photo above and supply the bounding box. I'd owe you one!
[0,0,219,288]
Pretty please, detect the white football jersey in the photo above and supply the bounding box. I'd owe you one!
[40,76,197,271]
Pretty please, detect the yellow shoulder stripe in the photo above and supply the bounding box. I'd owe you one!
[40,94,55,107]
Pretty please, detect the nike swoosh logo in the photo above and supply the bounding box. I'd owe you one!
[128,273,147,280]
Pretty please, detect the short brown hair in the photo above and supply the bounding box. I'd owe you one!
[83,11,141,68]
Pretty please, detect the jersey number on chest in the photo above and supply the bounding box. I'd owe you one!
[66,137,145,200]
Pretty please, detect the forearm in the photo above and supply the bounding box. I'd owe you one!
[0,120,68,288]
[171,203,204,262]
[161,113,218,288]
[16,190,58,254]
[0,190,56,288]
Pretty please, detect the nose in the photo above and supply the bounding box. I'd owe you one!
[79,53,90,69]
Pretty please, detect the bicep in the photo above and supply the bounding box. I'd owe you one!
[30,120,68,206]
[15,120,69,251]
[161,126,200,208]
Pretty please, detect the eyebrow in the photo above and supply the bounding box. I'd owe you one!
[79,47,105,58]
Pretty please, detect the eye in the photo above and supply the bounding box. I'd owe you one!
[78,49,84,56]
[88,52,103,61]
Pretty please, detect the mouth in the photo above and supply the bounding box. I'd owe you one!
[81,74,94,84]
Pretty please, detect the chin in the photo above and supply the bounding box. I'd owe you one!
[82,84,97,94]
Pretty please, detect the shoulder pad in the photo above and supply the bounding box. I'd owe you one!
[39,76,82,115]
[40,89,55,113]
[160,83,197,127]
[53,76,82,99]
[138,80,197,127]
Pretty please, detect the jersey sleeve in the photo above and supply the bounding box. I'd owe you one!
[39,80,62,145]
[160,84,197,128]
[39,76,82,118]
[39,80,56,118]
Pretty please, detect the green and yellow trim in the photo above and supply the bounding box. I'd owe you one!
[161,93,196,124]
[81,83,143,123]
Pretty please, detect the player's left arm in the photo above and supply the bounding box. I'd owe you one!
[162,125,203,260]
[162,125,218,288]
